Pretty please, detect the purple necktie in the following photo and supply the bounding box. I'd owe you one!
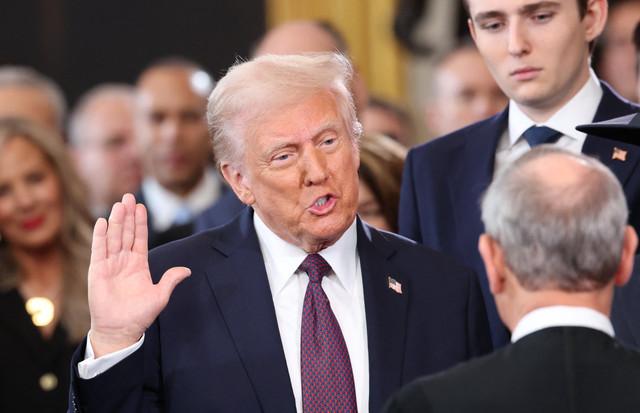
[300,254,357,413]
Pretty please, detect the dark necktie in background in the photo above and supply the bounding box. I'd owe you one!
[300,254,357,413]
[523,125,562,147]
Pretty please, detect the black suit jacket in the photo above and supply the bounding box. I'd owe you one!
[383,326,640,413]
[611,255,640,348]
[69,209,492,412]
[399,82,640,347]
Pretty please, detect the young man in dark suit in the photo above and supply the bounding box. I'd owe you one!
[67,53,492,413]
[385,146,640,413]
[399,0,640,347]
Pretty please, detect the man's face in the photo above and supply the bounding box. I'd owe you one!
[74,95,141,210]
[467,0,604,120]
[135,67,211,196]
[224,91,360,253]
[598,1,640,102]
[427,48,508,136]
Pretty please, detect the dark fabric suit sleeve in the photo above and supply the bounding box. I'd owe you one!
[398,148,423,243]
[68,337,158,413]
[466,268,494,357]
[380,379,434,413]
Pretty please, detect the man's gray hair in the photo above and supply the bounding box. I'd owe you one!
[206,52,362,171]
[481,145,628,291]
[0,65,67,131]
[68,83,135,147]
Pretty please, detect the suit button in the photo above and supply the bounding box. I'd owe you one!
[39,372,58,391]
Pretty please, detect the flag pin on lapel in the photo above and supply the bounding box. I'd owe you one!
[388,277,402,294]
[612,147,627,162]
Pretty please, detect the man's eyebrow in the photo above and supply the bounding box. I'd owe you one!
[473,1,560,23]
[473,10,506,24]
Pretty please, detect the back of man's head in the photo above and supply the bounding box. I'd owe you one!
[0,65,67,134]
[481,146,628,292]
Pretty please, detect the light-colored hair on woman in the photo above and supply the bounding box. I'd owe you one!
[358,133,407,233]
[481,145,628,292]
[207,52,362,172]
[0,117,92,342]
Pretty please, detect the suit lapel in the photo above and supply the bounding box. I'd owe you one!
[582,83,640,187]
[204,210,296,412]
[448,109,509,266]
[357,220,409,411]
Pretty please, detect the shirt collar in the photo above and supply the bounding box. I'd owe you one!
[508,69,603,147]
[253,212,358,296]
[142,166,221,231]
[511,305,614,343]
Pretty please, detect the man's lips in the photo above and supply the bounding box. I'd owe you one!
[309,195,337,215]
[510,67,541,81]
[21,215,45,230]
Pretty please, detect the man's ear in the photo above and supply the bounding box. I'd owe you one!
[478,234,507,294]
[220,162,255,206]
[583,0,608,44]
[468,18,477,41]
[614,226,638,287]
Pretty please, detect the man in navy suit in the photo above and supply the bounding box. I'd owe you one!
[399,0,640,347]
[576,113,640,349]
[385,146,640,412]
[68,53,492,413]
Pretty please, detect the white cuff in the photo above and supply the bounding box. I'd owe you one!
[77,331,145,379]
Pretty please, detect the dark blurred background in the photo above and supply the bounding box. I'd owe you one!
[0,0,265,106]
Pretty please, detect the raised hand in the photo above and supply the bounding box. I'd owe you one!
[87,193,191,357]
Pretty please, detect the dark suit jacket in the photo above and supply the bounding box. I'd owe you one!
[611,255,640,349]
[383,326,640,413]
[68,209,492,413]
[0,289,78,413]
[193,187,245,233]
[399,82,640,347]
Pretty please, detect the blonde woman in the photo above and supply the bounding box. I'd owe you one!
[0,117,92,412]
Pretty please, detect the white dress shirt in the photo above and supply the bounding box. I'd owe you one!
[254,213,369,413]
[510,306,614,343]
[141,166,222,232]
[494,69,603,178]
[80,213,369,413]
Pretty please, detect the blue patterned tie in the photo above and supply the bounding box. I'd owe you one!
[523,126,562,147]
[300,254,357,413]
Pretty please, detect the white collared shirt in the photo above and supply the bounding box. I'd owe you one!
[494,69,603,178]
[141,166,222,232]
[254,213,369,413]
[511,305,614,343]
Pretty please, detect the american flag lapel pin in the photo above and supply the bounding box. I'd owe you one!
[612,147,627,162]
[388,277,402,294]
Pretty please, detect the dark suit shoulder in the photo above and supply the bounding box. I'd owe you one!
[359,223,477,283]
[410,111,504,158]
[384,327,640,413]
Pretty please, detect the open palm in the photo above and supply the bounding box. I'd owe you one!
[87,193,191,357]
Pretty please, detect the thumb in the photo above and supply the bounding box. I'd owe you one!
[156,266,192,303]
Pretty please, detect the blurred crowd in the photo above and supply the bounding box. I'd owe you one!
[3,1,640,410]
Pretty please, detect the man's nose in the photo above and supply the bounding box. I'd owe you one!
[507,20,531,57]
[302,149,329,186]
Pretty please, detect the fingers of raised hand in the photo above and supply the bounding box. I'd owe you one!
[133,203,149,255]
[121,194,136,251]
[91,217,108,263]
[106,201,126,257]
